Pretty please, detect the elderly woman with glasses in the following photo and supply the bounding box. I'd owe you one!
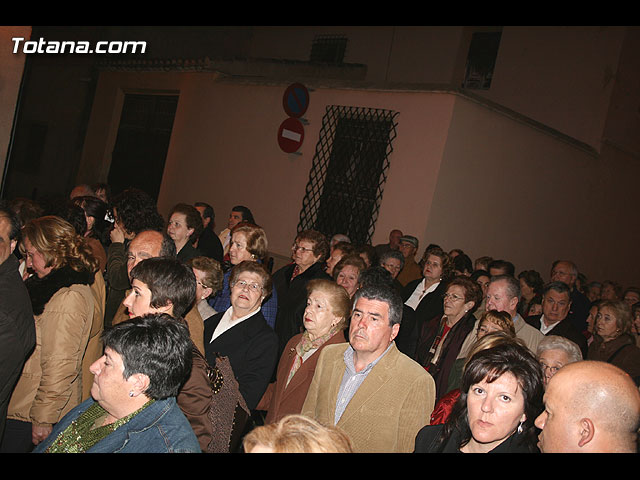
[536,335,583,388]
[204,261,279,411]
[414,275,483,402]
[208,222,278,328]
[186,256,224,322]
[272,230,331,357]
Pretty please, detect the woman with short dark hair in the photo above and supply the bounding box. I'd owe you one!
[413,275,483,400]
[402,247,454,358]
[167,203,204,263]
[33,314,200,453]
[518,270,544,319]
[415,340,544,453]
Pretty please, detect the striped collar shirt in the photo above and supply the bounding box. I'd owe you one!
[334,342,393,425]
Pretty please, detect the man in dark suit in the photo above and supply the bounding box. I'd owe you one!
[550,260,591,333]
[0,206,36,443]
[526,281,588,357]
[194,202,223,263]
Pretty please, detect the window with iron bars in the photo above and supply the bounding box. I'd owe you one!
[297,105,399,245]
[310,34,348,64]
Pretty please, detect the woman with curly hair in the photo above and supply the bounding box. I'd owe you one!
[104,188,166,326]
[2,216,101,453]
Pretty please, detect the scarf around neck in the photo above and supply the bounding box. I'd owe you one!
[286,324,341,387]
[25,265,95,315]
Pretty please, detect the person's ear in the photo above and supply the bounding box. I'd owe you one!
[202,287,213,300]
[577,418,595,448]
[152,301,174,316]
[509,296,519,312]
[128,373,150,397]
[390,322,400,342]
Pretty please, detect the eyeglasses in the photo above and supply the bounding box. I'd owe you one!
[442,293,464,302]
[539,362,562,375]
[232,279,263,292]
[292,244,314,253]
[382,262,401,272]
[196,280,210,289]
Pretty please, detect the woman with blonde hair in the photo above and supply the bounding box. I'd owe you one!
[588,299,640,385]
[243,414,353,453]
[257,279,350,424]
[476,309,516,339]
[2,216,101,452]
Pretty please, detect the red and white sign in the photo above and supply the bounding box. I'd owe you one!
[277,117,305,153]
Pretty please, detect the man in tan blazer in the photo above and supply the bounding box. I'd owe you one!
[302,284,435,453]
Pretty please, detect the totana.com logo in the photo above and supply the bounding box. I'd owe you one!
[11,37,146,54]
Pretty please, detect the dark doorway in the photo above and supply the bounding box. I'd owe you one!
[107,93,179,200]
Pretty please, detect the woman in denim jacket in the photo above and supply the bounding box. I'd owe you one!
[34,314,200,453]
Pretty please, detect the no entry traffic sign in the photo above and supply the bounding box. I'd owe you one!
[282,83,310,118]
[277,117,305,153]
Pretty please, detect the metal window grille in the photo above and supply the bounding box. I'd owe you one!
[297,105,399,245]
[310,35,348,64]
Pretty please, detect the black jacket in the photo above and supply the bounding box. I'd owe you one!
[203,309,278,411]
[272,262,331,357]
[196,228,223,263]
[0,255,36,438]
[414,423,538,453]
[400,279,447,359]
[526,314,588,358]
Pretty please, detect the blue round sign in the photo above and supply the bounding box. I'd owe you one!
[283,83,309,118]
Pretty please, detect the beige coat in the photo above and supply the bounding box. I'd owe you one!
[82,271,106,400]
[8,284,95,427]
[302,342,435,453]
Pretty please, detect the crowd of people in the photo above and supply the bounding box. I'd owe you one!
[0,182,639,454]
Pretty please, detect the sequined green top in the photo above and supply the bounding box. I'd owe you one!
[45,400,154,453]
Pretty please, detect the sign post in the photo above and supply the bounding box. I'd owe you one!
[278,83,310,154]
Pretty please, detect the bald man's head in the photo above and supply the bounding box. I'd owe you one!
[535,361,640,453]
[127,230,176,277]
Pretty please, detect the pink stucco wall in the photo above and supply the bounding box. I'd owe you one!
[80,69,640,285]
[156,78,456,266]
